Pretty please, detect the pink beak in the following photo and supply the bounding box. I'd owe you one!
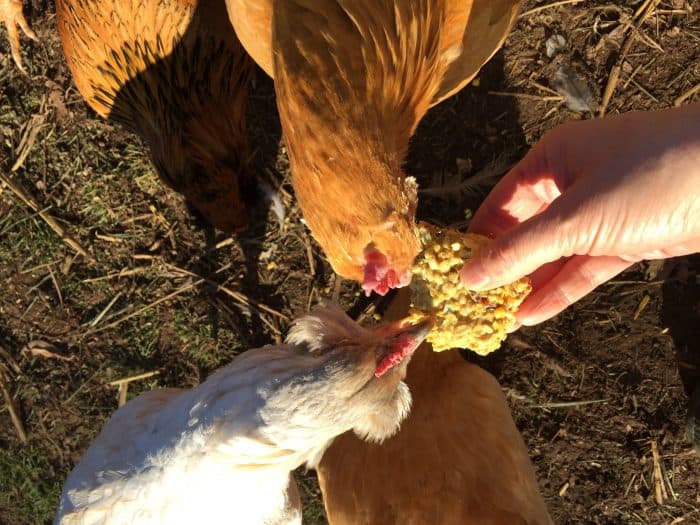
[362,249,412,296]
[374,316,435,377]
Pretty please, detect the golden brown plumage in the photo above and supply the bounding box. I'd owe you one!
[57,0,254,232]
[225,0,272,78]
[226,0,520,293]
[317,289,553,525]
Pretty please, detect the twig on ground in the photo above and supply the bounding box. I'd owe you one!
[165,263,290,322]
[12,114,47,172]
[558,481,570,497]
[108,370,160,386]
[530,398,609,409]
[47,266,63,308]
[82,267,152,283]
[633,295,650,320]
[624,473,637,497]
[0,172,91,259]
[87,292,123,327]
[660,458,678,501]
[650,440,668,504]
[108,370,161,407]
[599,0,661,117]
[117,384,128,407]
[86,279,203,334]
[65,364,106,405]
[518,0,585,19]
[488,91,563,102]
[303,233,316,277]
[355,302,377,324]
[0,345,21,374]
[0,367,27,443]
[674,83,700,107]
[19,260,60,275]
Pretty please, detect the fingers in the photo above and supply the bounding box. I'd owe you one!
[462,133,580,290]
[461,199,575,290]
[504,260,567,333]
[467,135,570,238]
[516,255,633,326]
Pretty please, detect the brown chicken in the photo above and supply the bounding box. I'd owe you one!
[54,0,253,232]
[226,0,521,294]
[317,288,553,525]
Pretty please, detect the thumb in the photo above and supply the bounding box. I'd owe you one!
[461,205,574,290]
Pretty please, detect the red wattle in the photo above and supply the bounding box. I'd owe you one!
[374,338,415,377]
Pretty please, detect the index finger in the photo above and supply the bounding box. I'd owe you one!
[468,143,567,238]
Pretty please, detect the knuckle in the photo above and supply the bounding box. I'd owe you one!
[482,244,516,278]
[575,260,602,290]
[550,286,576,314]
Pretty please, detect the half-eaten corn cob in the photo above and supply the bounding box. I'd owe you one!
[408,222,531,355]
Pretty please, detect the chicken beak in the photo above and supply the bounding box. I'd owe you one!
[390,315,435,344]
[374,316,435,378]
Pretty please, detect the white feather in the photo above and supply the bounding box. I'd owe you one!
[55,302,414,525]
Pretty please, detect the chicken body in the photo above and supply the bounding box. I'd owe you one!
[55,301,432,524]
[56,0,253,232]
[225,0,521,294]
[318,290,553,525]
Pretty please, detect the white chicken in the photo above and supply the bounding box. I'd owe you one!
[53,301,432,524]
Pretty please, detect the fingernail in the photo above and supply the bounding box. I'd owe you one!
[460,261,491,291]
[515,311,540,326]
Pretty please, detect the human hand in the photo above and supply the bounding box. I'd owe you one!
[461,104,700,326]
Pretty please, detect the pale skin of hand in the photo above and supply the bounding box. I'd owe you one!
[460,103,700,326]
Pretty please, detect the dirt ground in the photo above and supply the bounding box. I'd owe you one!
[1,1,699,523]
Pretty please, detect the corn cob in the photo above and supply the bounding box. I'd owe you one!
[408,222,531,354]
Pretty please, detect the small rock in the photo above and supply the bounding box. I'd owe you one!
[667,26,681,37]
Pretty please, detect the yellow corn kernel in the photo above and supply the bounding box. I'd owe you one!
[409,222,531,355]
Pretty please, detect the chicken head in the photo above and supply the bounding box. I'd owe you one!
[284,300,434,447]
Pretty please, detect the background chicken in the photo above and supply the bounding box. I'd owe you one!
[53,0,254,232]
[226,0,521,294]
[55,301,433,524]
[317,289,553,525]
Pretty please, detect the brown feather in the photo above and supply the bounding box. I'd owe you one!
[57,0,254,232]
[226,0,274,77]
[317,289,553,525]
[433,0,521,105]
